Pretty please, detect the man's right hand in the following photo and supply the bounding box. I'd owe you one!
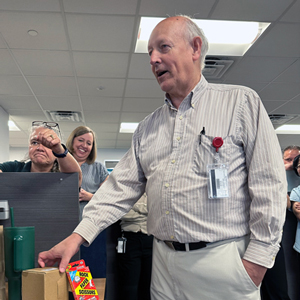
[38,233,85,273]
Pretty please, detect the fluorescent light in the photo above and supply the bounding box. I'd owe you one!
[120,122,139,133]
[8,120,20,131]
[276,125,300,134]
[135,17,270,56]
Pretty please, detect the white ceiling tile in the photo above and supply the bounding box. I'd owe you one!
[128,54,154,79]
[81,96,122,111]
[280,0,300,23]
[77,78,126,97]
[9,111,48,127]
[73,52,129,78]
[211,0,294,21]
[0,12,68,50]
[259,82,300,101]
[36,95,82,111]
[271,101,300,115]
[12,50,73,76]
[66,14,135,52]
[0,95,40,110]
[0,75,32,95]
[249,23,300,58]
[125,79,163,98]
[0,0,61,11]
[123,97,164,112]
[139,0,215,17]
[225,57,296,82]
[85,123,119,133]
[26,76,78,96]
[262,100,288,113]
[95,133,119,141]
[221,80,271,94]
[274,59,300,83]
[118,132,133,140]
[63,0,138,15]
[57,122,85,132]
[120,112,150,122]
[82,111,120,123]
[0,50,22,75]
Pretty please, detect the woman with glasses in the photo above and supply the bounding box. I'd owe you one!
[66,126,109,279]
[0,121,82,186]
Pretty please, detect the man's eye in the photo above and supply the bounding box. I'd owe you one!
[31,141,38,145]
[161,44,170,50]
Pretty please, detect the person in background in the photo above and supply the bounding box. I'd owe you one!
[117,193,153,300]
[0,121,82,187]
[38,16,287,300]
[66,126,109,278]
[289,154,300,300]
[283,146,300,300]
[260,148,297,299]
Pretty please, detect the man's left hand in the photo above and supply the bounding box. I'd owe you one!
[242,259,267,286]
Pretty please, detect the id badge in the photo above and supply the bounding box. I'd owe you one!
[207,163,230,199]
[117,237,127,253]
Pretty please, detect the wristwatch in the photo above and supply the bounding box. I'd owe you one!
[52,144,69,158]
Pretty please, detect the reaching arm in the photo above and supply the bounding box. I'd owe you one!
[38,233,85,273]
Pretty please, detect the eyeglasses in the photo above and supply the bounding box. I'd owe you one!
[32,121,61,138]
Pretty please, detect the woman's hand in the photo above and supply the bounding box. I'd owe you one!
[79,188,93,202]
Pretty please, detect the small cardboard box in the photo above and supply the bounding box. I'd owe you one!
[22,267,68,300]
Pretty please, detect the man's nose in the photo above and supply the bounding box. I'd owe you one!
[150,50,160,66]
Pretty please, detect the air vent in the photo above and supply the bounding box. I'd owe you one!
[203,57,234,79]
[46,111,83,122]
[268,114,298,125]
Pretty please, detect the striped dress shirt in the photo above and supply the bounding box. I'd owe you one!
[75,76,287,268]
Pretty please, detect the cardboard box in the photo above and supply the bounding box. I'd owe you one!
[22,267,68,300]
[68,278,106,300]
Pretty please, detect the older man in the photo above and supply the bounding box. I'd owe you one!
[39,16,286,300]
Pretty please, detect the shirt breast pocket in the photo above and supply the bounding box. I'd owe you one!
[192,134,234,176]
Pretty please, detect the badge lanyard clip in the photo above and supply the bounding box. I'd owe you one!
[207,137,230,199]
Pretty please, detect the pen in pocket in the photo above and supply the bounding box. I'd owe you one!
[199,127,205,145]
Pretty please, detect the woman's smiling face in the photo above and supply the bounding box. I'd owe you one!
[72,132,94,163]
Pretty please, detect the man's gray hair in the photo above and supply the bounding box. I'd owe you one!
[181,16,209,71]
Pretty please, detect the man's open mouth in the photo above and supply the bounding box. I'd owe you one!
[157,70,168,77]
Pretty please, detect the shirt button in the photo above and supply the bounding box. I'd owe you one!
[191,104,195,108]
[165,211,169,215]
[165,183,169,188]
[179,116,183,120]
[177,137,181,141]
[170,236,174,239]
[171,159,175,164]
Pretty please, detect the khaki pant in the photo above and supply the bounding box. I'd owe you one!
[151,236,260,300]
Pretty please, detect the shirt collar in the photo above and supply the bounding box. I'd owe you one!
[164,75,208,109]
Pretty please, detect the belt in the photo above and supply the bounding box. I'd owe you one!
[164,240,209,251]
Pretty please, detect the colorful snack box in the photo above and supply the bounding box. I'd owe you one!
[66,260,99,300]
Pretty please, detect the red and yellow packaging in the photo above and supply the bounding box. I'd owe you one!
[66,260,99,300]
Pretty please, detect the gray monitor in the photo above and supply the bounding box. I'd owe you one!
[0,172,80,266]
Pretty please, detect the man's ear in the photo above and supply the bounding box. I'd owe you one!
[192,36,202,62]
